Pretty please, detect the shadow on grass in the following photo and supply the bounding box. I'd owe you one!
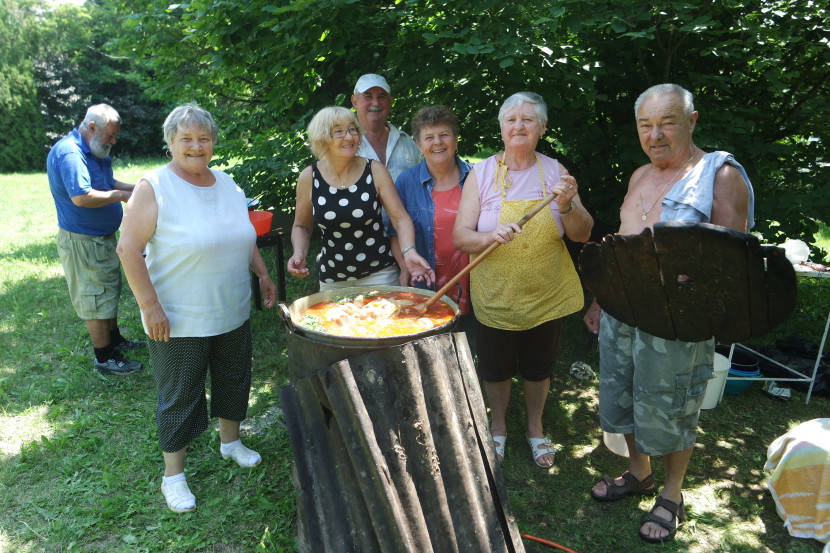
[3,232,828,551]
[0,238,61,261]
[0,272,300,551]
[501,315,829,553]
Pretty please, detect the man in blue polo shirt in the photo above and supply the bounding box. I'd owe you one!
[47,104,145,375]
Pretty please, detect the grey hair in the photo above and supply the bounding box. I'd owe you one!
[162,102,219,148]
[634,84,695,117]
[78,104,121,132]
[498,92,548,126]
[306,106,362,160]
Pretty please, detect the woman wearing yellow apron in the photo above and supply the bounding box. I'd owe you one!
[454,92,593,468]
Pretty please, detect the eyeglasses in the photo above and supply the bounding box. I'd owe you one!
[331,127,359,138]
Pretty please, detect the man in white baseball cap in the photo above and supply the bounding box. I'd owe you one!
[351,73,420,181]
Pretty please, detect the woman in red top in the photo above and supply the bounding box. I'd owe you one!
[388,106,476,348]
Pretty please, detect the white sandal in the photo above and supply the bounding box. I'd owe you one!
[161,478,196,513]
[492,435,507,463]
[527,436,557,468]
[763,380,791,401]
[221,443,262,467]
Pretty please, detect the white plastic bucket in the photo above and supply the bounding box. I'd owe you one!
[603,431,629,457]
[701,353,730,409]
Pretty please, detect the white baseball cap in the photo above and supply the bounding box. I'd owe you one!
[354,74,391,94]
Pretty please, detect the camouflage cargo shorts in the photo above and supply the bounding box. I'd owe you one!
[598,311,715,456]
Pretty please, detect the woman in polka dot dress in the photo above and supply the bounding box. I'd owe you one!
[288,106,434,291]
[118,104,277,513]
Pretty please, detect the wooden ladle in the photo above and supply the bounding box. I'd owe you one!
[417,192,560,315]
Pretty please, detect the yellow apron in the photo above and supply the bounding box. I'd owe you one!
[471,163,583,331]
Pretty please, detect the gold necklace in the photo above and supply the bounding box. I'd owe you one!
[639,152,696,221]
[331,162,351,189]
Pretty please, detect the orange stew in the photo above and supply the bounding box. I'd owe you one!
[297,291,455,337]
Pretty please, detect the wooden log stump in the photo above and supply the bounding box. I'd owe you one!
[279,332,525,553]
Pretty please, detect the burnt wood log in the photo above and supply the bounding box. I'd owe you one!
[279,332,525,553]
[578,222,797,343]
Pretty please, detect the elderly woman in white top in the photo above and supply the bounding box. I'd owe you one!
[117,103,276,513]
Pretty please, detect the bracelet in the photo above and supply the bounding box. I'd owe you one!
[560,201,574,215]
[401,245,416,257]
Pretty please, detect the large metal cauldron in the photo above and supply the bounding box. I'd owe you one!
[279,285,460,382]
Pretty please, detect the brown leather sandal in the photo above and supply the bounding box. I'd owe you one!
[639,495,686,543]
[591,471,658,502]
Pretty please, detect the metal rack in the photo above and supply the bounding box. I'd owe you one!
[724,267,829,404]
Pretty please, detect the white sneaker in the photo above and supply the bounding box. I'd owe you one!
[222,443,262,467]
[569,361,596,380]
[161,479,196,513]
[763,380,791,401]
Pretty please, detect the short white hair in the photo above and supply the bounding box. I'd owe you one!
[162,103,219,148]
[634,84,695,117]
[79,104,121,132]
[498,92,548,126]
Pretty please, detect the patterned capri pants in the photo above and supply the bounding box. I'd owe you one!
[148,320,253,453]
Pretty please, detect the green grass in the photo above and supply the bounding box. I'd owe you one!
[1,159,828,552]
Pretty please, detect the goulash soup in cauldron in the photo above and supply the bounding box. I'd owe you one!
[297,291,455,338]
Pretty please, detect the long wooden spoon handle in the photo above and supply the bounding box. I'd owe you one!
[421,192,559,313]
[422,241,498,312]
[515,191,559,228]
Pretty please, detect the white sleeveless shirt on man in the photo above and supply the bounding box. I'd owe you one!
[143,166,255,337]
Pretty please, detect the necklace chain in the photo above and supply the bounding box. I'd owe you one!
[639,151,696,221]
[331,162,351,189]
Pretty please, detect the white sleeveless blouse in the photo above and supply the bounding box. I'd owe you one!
[143,166,255,337]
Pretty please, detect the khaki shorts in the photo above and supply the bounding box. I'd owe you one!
[57,229,122,320]
[598,311,714,456]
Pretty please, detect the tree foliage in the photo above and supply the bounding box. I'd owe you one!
[0,0,44,172]
[33,1,167,160]
[82,1,830,256]
[0,0,166,171]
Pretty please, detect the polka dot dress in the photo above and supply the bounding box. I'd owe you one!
[148,321,252,453]
[312,160,394,283]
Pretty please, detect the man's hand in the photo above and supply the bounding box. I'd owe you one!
[583,298,602,334]
[71,188,132,208]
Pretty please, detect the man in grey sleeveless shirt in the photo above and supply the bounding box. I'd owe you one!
[583,84,754,543]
